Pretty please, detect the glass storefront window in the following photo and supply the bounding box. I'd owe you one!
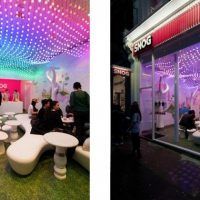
[140,52,153,138]
[138,40,200,153]
[154,53,176,143]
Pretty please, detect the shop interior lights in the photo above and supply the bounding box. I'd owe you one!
[143,42,200,88]
[0,0,89,79]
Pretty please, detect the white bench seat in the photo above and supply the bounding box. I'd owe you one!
[7,134,53,175]
[6,114,53,175]
[73,146,90,171]
[6,113,89,175]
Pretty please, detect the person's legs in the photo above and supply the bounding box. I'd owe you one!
[74,111,88,145]
[131,133,141,157]
[135,135,141,158]
[185,130,188,139]
[131,135,137,154]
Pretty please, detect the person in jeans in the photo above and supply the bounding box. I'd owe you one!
[130,101,142,158]
[69,82,89,145]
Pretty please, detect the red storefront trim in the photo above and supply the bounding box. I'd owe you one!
[152,2,200,47]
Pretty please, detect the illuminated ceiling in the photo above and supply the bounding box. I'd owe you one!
[0,0,89,79]
[143,42,200,88]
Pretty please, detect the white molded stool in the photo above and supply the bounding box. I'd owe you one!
[4,120,21,142]
[0,131,8,155]
[5,112,15,120]
[2,125,12,142]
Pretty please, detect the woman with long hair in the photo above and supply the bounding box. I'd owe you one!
[130,101,142,158]
[28,99,38,126]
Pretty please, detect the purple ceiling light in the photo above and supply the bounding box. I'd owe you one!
[143,42,200,88]
[0,0,89,65]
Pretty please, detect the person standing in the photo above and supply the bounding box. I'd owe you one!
[130,101,142,158]
[12,89,20,101]
[69,82,89,145]
[0,90,2,106]
[3,89,10,101]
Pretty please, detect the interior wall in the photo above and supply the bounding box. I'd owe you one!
[0,79,21,101]
[21,52,90,114]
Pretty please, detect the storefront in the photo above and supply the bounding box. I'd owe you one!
[112,65,131,112]
[124,0,200,155]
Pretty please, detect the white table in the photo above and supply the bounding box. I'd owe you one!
[5,120,21,141]
[4,112,15,120]
[44,132,79,180]
[0,101,23,114]
[0,131,8,155]
[61,117,74,123]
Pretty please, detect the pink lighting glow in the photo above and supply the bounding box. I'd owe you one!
[0,0,90,64]
[143,42,200,88]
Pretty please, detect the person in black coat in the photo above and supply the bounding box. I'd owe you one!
[44,100,64,132]
[31,100,63,134]
[179,110,196,139]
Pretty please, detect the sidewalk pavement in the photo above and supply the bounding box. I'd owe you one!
[111,137,200,200]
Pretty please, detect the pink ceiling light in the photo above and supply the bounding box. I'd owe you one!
[0,0,90,65]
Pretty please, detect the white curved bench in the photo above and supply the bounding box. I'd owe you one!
[73,146,90,171]
[6,114,53,175]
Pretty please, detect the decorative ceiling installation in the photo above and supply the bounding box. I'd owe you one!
[143,42,200,88]
[0,0,89,80]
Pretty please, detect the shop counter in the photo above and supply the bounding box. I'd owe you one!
[0,101,23,115]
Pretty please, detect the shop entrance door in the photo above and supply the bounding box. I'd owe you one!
[113,75,125,111]
[140,87,153,137]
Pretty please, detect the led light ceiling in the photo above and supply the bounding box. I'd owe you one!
[0,0,89,75]
[143,42,200,88]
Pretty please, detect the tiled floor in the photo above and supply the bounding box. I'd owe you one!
[111,137,200,200]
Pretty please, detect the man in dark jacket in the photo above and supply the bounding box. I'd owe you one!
[70,82,89,145]
[179,110,196,139]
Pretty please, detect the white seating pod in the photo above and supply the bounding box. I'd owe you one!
[73,146,90,171]
[6,113,89,175]
[6,134,53,175]
[6,114,53,175]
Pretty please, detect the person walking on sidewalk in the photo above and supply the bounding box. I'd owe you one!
[130,101,142,158]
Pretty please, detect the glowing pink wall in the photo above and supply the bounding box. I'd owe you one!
[0,79,21,101]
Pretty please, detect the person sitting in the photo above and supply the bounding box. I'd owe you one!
[37,99,51,122]
[179,110,196,139]
[28,99,38,126]
[44,100,64,132]
[31,100,64,134]
[30,99,51,134]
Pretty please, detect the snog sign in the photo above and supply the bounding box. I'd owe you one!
[112,65,131,77]
[133,35,152,53]
[0,83,7,89]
